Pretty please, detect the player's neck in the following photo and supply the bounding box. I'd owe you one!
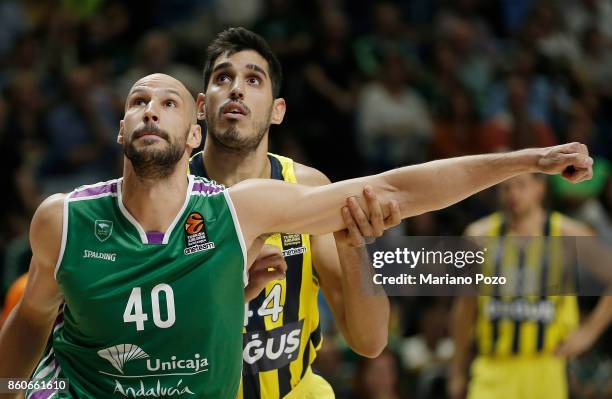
[121,161,190,232]
[507,206,546,235]
[202,139,271,187]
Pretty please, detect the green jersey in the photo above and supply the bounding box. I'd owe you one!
[27,175,247,398]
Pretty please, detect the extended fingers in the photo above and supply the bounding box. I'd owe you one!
[362,186,385,236]
[347,196,374,237]
[342,205,366,247]
[384,200,401,229]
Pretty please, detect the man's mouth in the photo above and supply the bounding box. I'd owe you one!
[133,126,168,142]
[222,101,248,117]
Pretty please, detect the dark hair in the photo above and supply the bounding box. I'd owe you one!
[203,27,282,98]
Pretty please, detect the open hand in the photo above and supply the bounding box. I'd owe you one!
[245,244,287,302]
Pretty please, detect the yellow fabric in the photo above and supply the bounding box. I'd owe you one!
[475,212,579,357]
[468,356,567,399]
[235,153,322,399]
[284,367,335,399]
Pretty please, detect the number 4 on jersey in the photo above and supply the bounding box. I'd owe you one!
[257,284,283,322]
[123,284,176,331]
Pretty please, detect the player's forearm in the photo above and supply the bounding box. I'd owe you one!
[381,149,540,219]
[450,297,476,377]
[0,305,55,378]
[278,150,539,234]
[335,241,389,357]
[583,296,612,339]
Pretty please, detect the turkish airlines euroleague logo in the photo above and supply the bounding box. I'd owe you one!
[185,212,204,234]
[183,212,215,255]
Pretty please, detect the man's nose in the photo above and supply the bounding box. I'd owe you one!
[230,78,244,100]
[144,101,160,123]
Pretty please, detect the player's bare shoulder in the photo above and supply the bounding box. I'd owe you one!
[558,214,595,236]
[293,162,331,187]
[30,194,66,264]
[464,216,495,237]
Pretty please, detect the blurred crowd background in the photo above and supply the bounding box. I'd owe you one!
[0,0,611,398]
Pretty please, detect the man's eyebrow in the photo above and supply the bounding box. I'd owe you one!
[129,88,183,98]
[211,62,233,74]
[246,64,267,78]
[211,62,268,78]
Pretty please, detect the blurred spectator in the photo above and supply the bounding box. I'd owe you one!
[401,300,453,399]
[1,273,27,326]
[575,27,612,97]
[213,0,263,28]
[357,52,432,171]
[530,4,582,66]
[0,1,30,59]
[400,301,453,374]
[431,84,484,159]
[40,67,117,193]
[302,7,362,179]
[435,13,497,111]
[1,73,44,241]
[118,30,201,97]
[353,1,418,77]
[569,351,612,398]
[485,47,564,125]
[252,0,313,131]
[564,0,612,41]
[480,74,557,152]
[253,0,312,67]
[352,349,404,399]
[550,103,611,221]
[314,334,356,399]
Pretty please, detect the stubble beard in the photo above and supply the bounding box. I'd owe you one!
[124,129,187,179]
[206,107,271,154]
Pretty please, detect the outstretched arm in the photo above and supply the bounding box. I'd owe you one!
[0,195,64,382]
[230,143,593,248]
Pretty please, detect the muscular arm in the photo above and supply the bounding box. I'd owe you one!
[447,219,490,399]
[448,296,477,399]
[296,165,390,358]
[231,144,593,248]
[0,195,64,381]
[554,218,612,357]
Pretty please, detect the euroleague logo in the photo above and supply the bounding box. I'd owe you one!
[183,212,215,255]
[185,213,204,235]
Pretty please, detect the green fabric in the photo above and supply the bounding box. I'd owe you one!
[27,176,246,398]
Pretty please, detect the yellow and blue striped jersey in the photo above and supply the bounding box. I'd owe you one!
[189,152,322,398]
[476,212,579,357]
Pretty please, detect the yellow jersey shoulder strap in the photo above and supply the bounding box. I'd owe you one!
[268,152,297,183]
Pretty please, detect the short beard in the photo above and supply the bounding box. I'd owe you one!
[206,107,271,153]
[124,129,186,179]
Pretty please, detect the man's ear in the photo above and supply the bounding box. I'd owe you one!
[117,120,125,144]
[188,123,202,149]
[270,98,286,125]
[196,93,206,120]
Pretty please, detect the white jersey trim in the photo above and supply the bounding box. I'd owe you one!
[116,178,149,244]
[223,189,249,287]
[116,176,195,245]
[162,175,195,244]
[53,195,70,279]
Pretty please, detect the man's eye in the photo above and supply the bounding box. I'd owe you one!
[165,100,177,107]
[216,74,231,83]
[247,77,260,85]
[133,98,146,106]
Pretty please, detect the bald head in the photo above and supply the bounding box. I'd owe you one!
[120,73,202,179]
[126,73,196,122]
